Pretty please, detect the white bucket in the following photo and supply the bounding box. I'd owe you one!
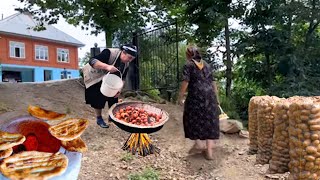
[100,71,123,97]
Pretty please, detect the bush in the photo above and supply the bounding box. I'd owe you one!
[219,94,240,120]
[145,89,161,101]
[232,79,266,125]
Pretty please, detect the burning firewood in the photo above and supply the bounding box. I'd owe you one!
[122,133,160,156]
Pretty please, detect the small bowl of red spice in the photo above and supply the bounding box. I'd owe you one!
[1,116,61,154]
[0,116,82,180]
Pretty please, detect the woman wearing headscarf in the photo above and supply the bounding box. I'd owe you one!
[82,44,137,128]
[178,46,220,160]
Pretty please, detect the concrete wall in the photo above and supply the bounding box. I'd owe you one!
[1,64,79,82]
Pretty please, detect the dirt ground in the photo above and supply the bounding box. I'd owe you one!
[0,79,287,180]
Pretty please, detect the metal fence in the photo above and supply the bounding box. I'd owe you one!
[129,21,179,91]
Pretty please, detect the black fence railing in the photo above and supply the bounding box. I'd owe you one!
[129,21,179,91]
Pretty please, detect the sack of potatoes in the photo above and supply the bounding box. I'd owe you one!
[288,100,320,180]
[248,96,260,154]
[256,96,282,165]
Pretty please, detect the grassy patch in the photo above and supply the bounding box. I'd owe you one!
[121,153,134,162]
[128,167,159,180]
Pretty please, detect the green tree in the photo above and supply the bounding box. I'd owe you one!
[78,52,91,68]
[237,0,320,96]
[231,0,320,122]
[152,0,247,97]
[17,0,155,47]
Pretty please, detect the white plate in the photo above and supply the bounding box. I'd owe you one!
[0,147,82,180]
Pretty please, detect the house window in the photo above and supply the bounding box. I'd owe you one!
[57,48,69,63]
[67,74,72,79]
[35,45,48,61]
[9,41,25,58]
[60,69,70,79]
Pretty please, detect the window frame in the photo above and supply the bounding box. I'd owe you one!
[35,45,49,61]
[57,48,70,63]
[9,41,25,59]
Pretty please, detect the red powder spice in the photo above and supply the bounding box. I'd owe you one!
[37,145,54,153]
[4,120,61,153]
[24,134,38,151]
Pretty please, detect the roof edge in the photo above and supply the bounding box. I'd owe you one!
[0,31,85,47]
[0,13,20,22]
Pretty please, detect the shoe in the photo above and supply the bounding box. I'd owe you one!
[97,118,109,128]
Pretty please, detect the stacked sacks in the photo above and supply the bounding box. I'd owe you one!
[268,96,304,173]
[256,96,282,165]
[248,97,260,154]
[288,99,320,180]
[268,99,290,173]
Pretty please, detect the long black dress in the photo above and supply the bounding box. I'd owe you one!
[182,60,220,140]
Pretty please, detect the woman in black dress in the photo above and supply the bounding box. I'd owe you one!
[178,46,220,160]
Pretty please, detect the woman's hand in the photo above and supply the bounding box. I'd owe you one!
[114,81,125,98]
[92,60,119,73]
[178,99,185,106]
[114,91,121,98]
[216,98,220,105]
[105,65,119,73]
[177,96,185,106]
[178,81,189,106]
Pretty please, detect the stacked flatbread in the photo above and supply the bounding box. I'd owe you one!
[49,118,89,153]
[0,131,25,159]
[0,131,69,180]
[0,151,68,180]
[28,105,89,153]
[0,106,90,179]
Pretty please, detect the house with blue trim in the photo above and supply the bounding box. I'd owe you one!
[0,12,85,82]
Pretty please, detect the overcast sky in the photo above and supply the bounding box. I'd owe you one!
[1,0,106,59]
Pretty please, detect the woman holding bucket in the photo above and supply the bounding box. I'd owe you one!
[82,44,137,128]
